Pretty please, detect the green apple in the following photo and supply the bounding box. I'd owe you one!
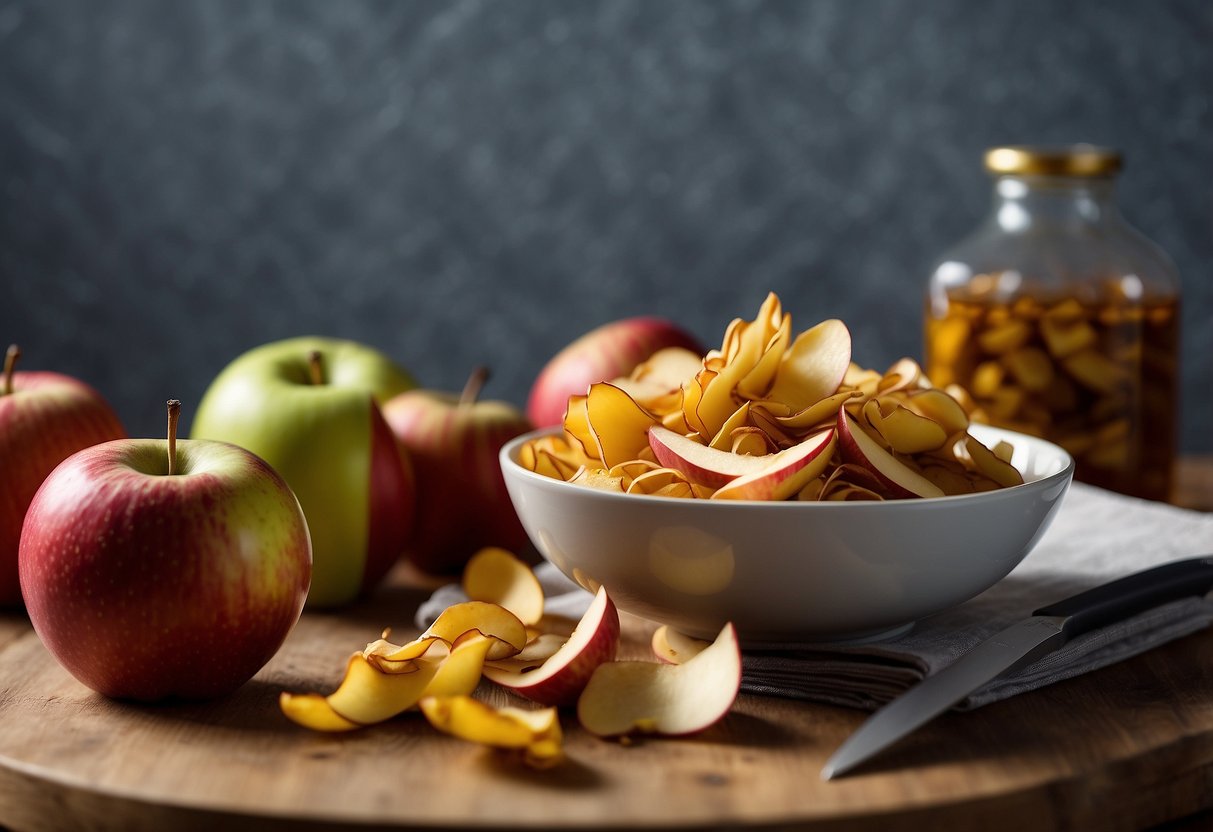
[191,337,416,607]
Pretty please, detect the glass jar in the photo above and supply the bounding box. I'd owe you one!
[924,145,1181,502]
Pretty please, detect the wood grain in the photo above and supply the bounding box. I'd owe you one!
[0,467,1210,831]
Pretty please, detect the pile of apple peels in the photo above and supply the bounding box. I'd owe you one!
[280,548,741,768]
[519,293,1023,501]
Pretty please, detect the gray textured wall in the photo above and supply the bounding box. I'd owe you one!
[1,0,1209,450]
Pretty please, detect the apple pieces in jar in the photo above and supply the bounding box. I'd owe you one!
[517,292,1021,501]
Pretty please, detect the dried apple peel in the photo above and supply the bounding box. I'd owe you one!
[278,693,362,733]
[462,547,546,627]
[326,654,440,726]
[518,294,1020,502]
[420,695,563,768]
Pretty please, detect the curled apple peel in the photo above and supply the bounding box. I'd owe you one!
[420,696,563,769]
[279,600,527,733]
[278,693,362,732]
[462,547,545,627]
[281,554,744,768]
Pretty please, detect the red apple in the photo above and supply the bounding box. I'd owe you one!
[383,368,533,575]
[483,585,620,706]
[19,400,311,701]
[527,317,703,428]
[0,345,125,606]
[836,411,944,499]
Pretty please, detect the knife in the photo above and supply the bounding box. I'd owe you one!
[821,555,1213,780]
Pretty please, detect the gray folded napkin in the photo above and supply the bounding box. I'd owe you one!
[418,483,1213,711]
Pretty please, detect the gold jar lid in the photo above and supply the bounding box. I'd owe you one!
[984,145,1122,177]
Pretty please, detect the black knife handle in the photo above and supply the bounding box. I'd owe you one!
[1034,556,1213,639]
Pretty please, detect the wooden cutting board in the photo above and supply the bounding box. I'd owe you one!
[0,577,1211,832]
[0,460,1210,832]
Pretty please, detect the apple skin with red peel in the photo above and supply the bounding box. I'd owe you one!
[527,317,702,429]
[384,384,533,576]
[836,411,944,499]
[648,426,765,488]
[363,404,415,594]
[19,438,311,701]
[483,586,620,706]
[0,367,125,606]
[647,425,835,500]
[577,622,741,738]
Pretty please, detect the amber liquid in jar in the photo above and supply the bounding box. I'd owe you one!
[926,281,1179,501]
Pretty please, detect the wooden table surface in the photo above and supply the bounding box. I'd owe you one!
[0,460,1209,832]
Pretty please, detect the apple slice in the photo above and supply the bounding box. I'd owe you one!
[279,693,362,732]
[626,467,694,497]
[729,427,775,457]
[577,623,741,737]
[424,601,528,661]
[649,425,835,499]
[483,586,620,706]
[876,357,927,394]
[569,466,626,492]
[629,347,705,392]
[763,319,852,413]
[462,547,545,627]
[736,310,791,399]
[421,632,498,699]
[650,625,711,665]
[836,411,944,499]
[648,426,771,488]
[485,632,568,672]
[903,388,970,435]
[773,390,860,431]
[325,654,440,726]
[419,695,563,769]
[861,399,948,454]
[561,393,596,460]
[708,402,753,450]
[711,429,835,501]
[696,295,783,436]
[964,436,1025,488]
[585,382,660,468]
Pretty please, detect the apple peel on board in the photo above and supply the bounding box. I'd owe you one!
[483,586,621,707]
[279,601,528,732]
[420,695,564,768]
[577,623,741,738]
[462,546,545,627]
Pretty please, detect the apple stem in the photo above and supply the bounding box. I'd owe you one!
[2,344,18,396]
[459,366,489,406]
[308,350,325,386]
[166,399,181,476]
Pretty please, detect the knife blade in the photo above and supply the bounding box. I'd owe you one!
[821,555,1213,780]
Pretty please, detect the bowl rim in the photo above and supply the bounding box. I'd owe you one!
[499,423,1075,510]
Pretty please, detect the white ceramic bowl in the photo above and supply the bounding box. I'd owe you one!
[500,425,1074,645]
